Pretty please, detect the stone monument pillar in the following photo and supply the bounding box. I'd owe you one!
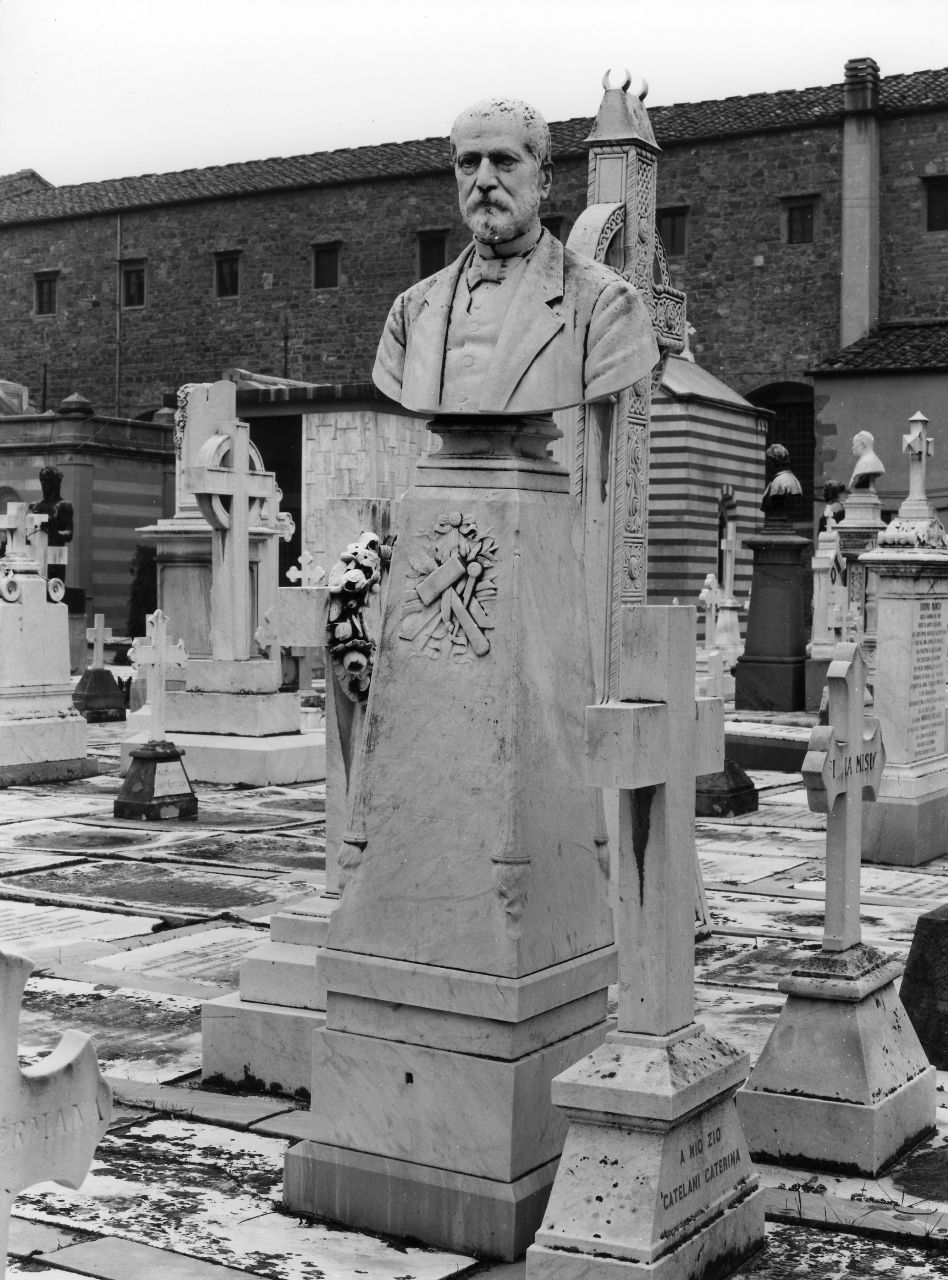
[805,513,846,711]
[735,445,811,711]
[859,411,948,865]
[835,432,885,673]
[0,503,89,785]
[283,417,617,1257]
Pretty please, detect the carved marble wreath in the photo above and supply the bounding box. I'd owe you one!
[399,512,498,660]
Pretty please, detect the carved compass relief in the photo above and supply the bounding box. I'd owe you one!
[399,512,498,660]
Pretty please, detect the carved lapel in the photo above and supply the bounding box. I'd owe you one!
[401,249,471,410]
[478,235,566,412]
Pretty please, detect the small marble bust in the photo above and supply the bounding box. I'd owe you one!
[759,444,803,528]
[848,431,885,491]
[373,97,658,416]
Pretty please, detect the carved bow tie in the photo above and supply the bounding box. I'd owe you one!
[466,256,508,288]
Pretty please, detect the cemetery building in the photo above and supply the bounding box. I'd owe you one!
[0,389,174,633]
[1,57,947,535]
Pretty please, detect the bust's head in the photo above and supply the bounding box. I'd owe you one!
[38,465,63,499]
[450,98,553,247]
[852,430,874,456]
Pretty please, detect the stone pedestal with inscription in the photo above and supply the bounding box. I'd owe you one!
[282,414,616,1260]
[857,549,948,864]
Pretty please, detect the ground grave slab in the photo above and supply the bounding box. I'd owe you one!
[163,830,326,874]
[699,849,813,886]
[0,820,166,853]
[16,978,201,1084]
[0,853,83,877]
[88,926,267,993]
[74,806,311,833]
[15,1115,472,1280]
[0,903,155,953]
[0,861,291,918]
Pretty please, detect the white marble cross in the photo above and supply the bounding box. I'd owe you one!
[0,503,45,571]
[286,552,325,589]
[86,613,112,669]
[698,573,720,649]
[720,517,739,600]
[900,410,934,519]
[0,946,112,1279]
[585,606,723,1034]
[802,642,885,951]
[129,609,188,743]
[184,418,279,662]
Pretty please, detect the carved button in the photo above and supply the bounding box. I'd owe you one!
[464,356,474,366]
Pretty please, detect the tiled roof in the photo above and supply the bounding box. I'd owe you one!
[0,169,53,202]
[2,65,948,226]
[810,321,948,375]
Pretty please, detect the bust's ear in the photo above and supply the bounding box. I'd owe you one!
[539,161,554,200]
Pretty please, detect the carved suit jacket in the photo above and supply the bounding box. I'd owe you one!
[372,231,659,415]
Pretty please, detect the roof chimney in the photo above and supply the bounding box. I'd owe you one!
[840,58,881,348]
[843,57,880,114]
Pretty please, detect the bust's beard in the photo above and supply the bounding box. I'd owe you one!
[463,192,541,245]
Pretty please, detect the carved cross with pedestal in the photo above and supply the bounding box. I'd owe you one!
[184,418,280,662]
[129,610,188,743]
[803,642,885,951]
[585,605,723,1031]
[1,947,112,1279]
[86,614,112,670]
[0,503,45,572]
[698,573,720,651]
[901,411,934,520]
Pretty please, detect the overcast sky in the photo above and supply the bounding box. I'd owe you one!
[0,0,945,188]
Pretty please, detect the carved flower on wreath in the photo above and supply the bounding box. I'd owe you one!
[399,511,498,660]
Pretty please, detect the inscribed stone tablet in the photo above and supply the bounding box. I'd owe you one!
[908,597,946,760]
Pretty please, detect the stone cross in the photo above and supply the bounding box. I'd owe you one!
[86,613,112,670]
[900,410,934,520]
[184,418,279,662]
[0,946,112,1278]
[585,606,723,1033]
[286,552,325,588]
[129,609,188,743]
[698,573,720,649]
[720,515,739,600]
[0,503,45,571]
[802,642,885,951]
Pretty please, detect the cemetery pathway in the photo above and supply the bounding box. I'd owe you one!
[5,730,948,1278]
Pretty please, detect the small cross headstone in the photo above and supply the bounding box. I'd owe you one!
[86,614,113,670]
[0,946,112,1278]
[901,411,934,520]
[586,605,723,1033]
[129,610,188,743]
[184,419,279,663]
[720,516,739,600]
[803,642,885,950]
[698,573,720,650]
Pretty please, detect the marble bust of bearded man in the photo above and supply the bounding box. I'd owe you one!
[373,97,658,416]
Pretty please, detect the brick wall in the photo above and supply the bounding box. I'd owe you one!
[5,105,945,423]
[879,107,948,320]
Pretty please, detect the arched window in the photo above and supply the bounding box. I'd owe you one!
[746,382,815,517]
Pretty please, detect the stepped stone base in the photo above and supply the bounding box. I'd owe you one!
[202,993,326,1098]
[121,730,325,785]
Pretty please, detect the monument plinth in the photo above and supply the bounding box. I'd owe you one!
[738,643,935,1174]
[859,412,948,865]
[283,414,617,1258]
[734,447,810,712]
